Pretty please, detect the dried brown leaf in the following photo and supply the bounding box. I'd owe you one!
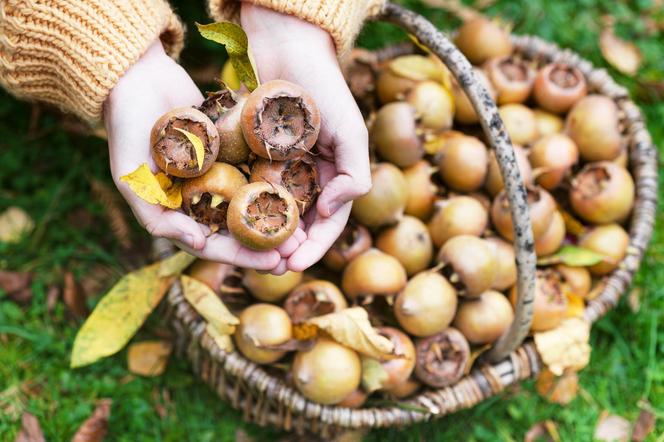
[536,368,579,405]
[0,207,34,244]
[79,265,117,299]
[534,318,591,376]
[0,270,32,305]
[594,412,631,442]
[631,404,655,442]
[599,28,642,75]
[235,428,256,442]
[90,178,132,250]
[71,399,112,442]
[46,286,60,313]
[63,271,88,319]
[524,420,560,442]
[14,412,44,442]
[127,341,172,377]
[627,288,641,313]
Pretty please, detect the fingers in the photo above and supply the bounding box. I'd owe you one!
[287,202,351,272]
[175,233,281,270]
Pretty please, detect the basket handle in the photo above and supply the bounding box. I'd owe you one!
[379,3,537,362]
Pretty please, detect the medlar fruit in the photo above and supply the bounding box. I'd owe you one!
[436,135,488,192]
[427,196,488,248]
[565,95,622,162]
[283,279,348,323]
[341,249,407,299]
[374,327,416,391]
[485,144,532,196]
[486,236,517,291]
[534,210,566,257]
[414,328,470,388]
[250,156,320,214]
[351,163,408,228]
[376,216,434,276]
[485,56,535,104]
[570,161,634,224]
[215,96,252,164]
[491,185,557,241]
[533,108,564,137]
[242,269,302,303]
[510,269,567,332]
[529,134,579,190]
[454,17,513,64]
[452,68,496,125]
[322,221,372,271]
[453,290,514,344]
[556,264,592,299]
[234,303,292,364]
[371,102,424,167]
[533,63,587,114]
[498,103,539,146]
[579,223,629,275]
[403,160,438,220]
[437,235,497,297]
[406,80,454,131]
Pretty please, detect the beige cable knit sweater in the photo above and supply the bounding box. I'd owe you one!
[0,0,384,122]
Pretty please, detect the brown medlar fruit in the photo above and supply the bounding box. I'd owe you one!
[556,265,592,299]
[188,260,234,294]
[351,163,408,228]
[386,377,421,399]
[485,56,535,104]
[533,108,564,137]
[565,95,622,162]
[579,223,629,276]
[529,134,579,190]
[234,303,292,364]
[453,290,514,344]
[322,221,372,271]
[242,269,302,303]
[427,196,488,248]
[250,156,320,214]
[510,269,567,332]
[283,279,348,323]
[534,210,566,257]
[375,216,434,276]
[403,160,438,220]
[436,135,488,192]
[414,328,470,388]
[452,68,496,125]
[341,248,407,299]
[405,81,454,131]
[499,103,539,146]
[371,102,424,167]
[437,235,498,297]
[454,17,513,64]
[198,87,238,122]
[486,236,517,291]
[491,185,557,241]
[533,63,587,114]
[215,96,252,164]
[374,327,416,391]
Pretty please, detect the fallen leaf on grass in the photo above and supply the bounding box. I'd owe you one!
[46,286,60,313]
[0,270,32,305]
[534,317,591,376]
[15,412,44,442]
[594,411,631,442]
[127,341,172,377]
[599,28,642,75]
[120,164,182,209]
[64,271,88,319]
[0,207,34,244]
[524,420,560,442]
[71,399,112,442]
[631,403,655,441]
[181,275,239,335]
[536,368,579,405]
[70,252,194,368]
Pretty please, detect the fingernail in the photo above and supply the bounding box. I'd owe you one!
[183,234,196,249]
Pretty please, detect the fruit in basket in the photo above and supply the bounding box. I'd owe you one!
[529,134,579,190]
[437,235,497,297]
[498,103,539,146]
[435,135,488,192]
[337,388,369,408]
[413,328,470,388]
[387,377,421,398]
[150,107,220,178]
[343,48,378,113]
[240,80,320,161]
[322,222,372,271]
[371,102,424,167]
[579,223,629,275]
[484,56,535,104]
[283,280,348,323]
[226,182,299,250]
[403,160,438,220]
[373,327,416,391]
[427,196,488,248]
[556,265,592,299]
[234,304,293,364]
[486,237,517,291]
[181,162,248,231]
[376,68,417,104]
[242,269,302,303]
[405,81,454,130]
[394,271,458,337]
[452,68,496,125]
[570,161,634,224]
[491,185,557,241]
[351,163,408,228]
[214,96,252,165]
[533,109,564,137]
[534,210,566,256]
[188,260,233,294]
[250,156,320,214]
[342,249,407,299]
[565,95,622,162]
[485,145,532,196]
[453,290,514,344]
[292,338,361,405]
[375,216,433,276]
[454,17,513,64]
[533,63,588,114]
[511,269,567,332]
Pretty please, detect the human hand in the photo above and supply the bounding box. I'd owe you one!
[104,40,287,270]
[241,3,372,273]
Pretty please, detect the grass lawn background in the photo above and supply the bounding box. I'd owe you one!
[0,0,662,440]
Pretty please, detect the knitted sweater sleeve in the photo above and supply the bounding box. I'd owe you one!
[0,0,185,122]
[207,0,386,57]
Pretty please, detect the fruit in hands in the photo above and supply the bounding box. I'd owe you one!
[454,17,513,64]
[453,290,514,344]
[394,271,457,337]
[403,160,438,220]
[351,163,408,228]
[242,269,302,303]
[374,327,416,390]
[414,328,470,388]
[376,216,433,276]
[437,235,498,297]
[198,88,239,122]
[533,63,587,114]
[240,80,320,161]
[341,249,407,299]
[579,223,629,275]
[486,237,517,291]
[452,68,496,125]
[181,162,248,231]
[215,96,252,164]
[427,196,488,248]
[529,134,579,190]
[485,56,535,104]
[150,107,220,178]
[498,104,539,146]
[491,185,557,241]
[533,109,564,136]
[485,144,532,196]
[292,338,361,405]
[250,156,320,214]
[322,222,372,271]
[371,102,424,167]
[283,280,348,323]
[405,81,454,131]
[188,260,233,294]
[436,135,488,192]
[226,182,299,250]
[234,304,292,364]
[534,210,566,256]
[556,265,591,299]
[565,95,622,162]
[570,161,634,224]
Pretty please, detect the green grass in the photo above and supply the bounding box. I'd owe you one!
[1,0,662,440]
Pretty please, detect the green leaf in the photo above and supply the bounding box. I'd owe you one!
[537,245,607,267]
[173,128,205,171]
[361,357,389,393]
[196,22,259,91]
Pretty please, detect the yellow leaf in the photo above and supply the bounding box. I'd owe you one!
[206,323,235,352]
[173,128,205,171]
[534,317,591,376]
[424,130,465,155]
[221,60,241,90]
[536,368,579,405]
[0,207,34,243]
[180,275,239,335]
[127,340,172,377]
[599,28,642,76]
[196,22,259,91]
[389,55,444,82]
[565,290,585,318]
[120,163,182,209]
[305,307,396,360]
[70,252,193,368]
[293,323,319,341]
[361,357,389,393]
[559,208,586,237]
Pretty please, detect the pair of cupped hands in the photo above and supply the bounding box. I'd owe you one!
[104,4,371,275]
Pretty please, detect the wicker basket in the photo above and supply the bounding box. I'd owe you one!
[162,2,658,436]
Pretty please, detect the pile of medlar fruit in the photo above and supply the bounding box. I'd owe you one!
[184,17,635,407]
